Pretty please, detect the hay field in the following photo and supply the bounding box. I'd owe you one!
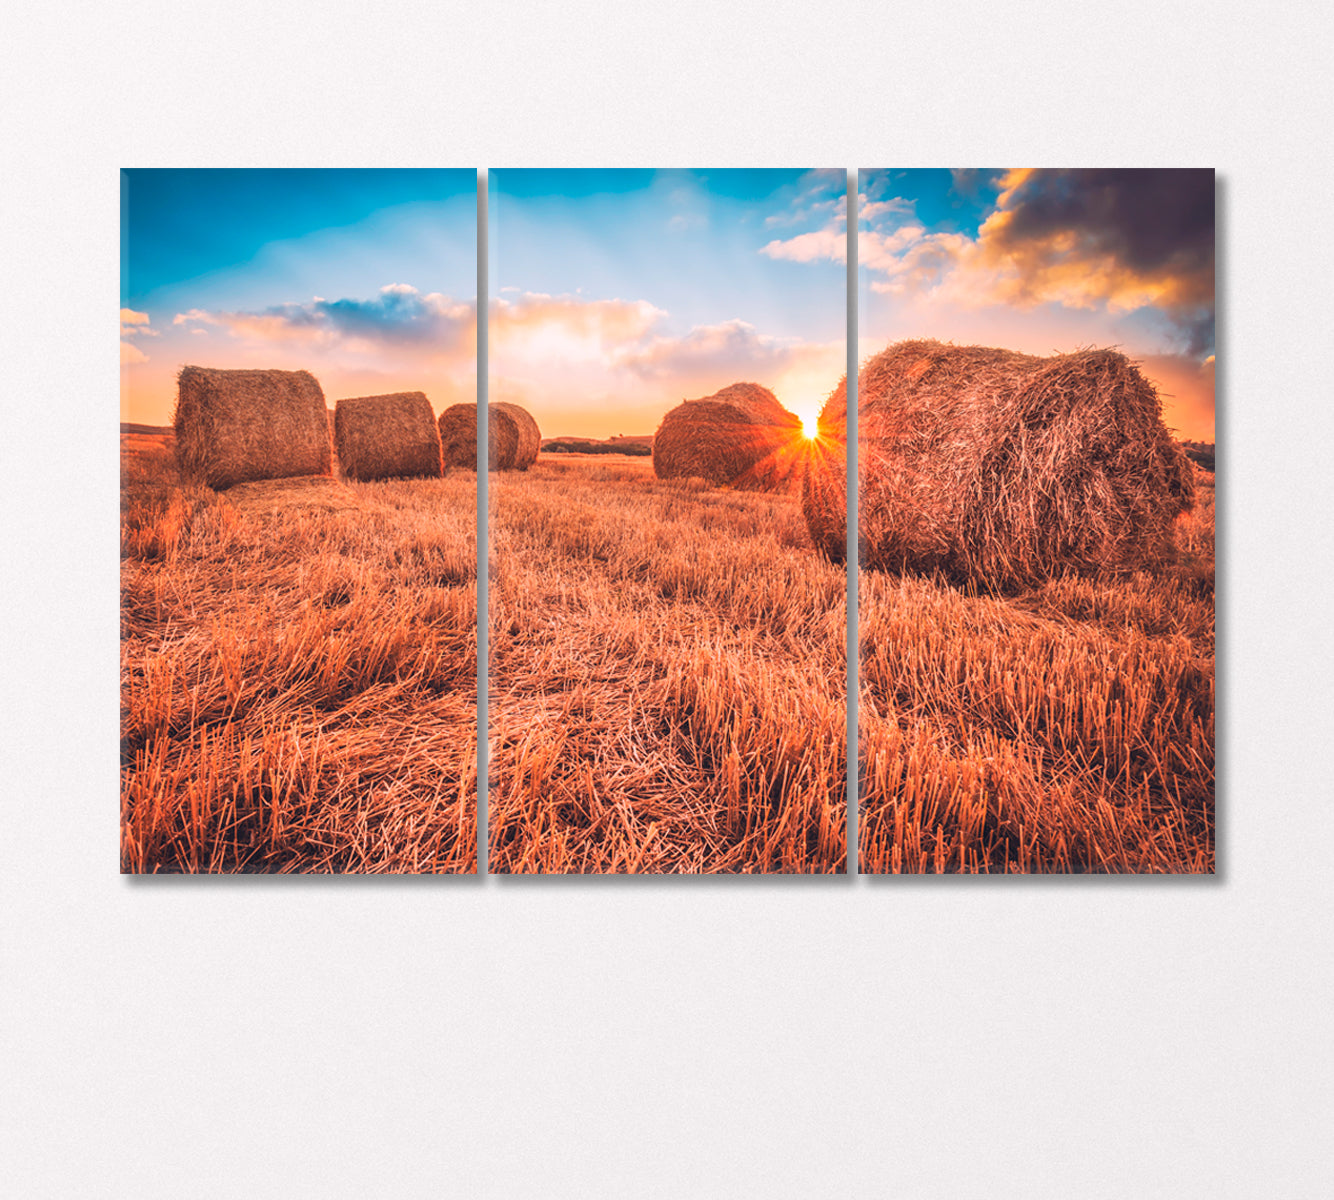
[859,465,1215,873]
[120,434,477,873]
[488,454,849,873]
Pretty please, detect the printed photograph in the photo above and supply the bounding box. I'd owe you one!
[121,168,479,873]
[487,168,848,873]
[808,168,1214,872]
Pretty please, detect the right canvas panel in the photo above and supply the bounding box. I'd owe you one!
[855,169,1215,873]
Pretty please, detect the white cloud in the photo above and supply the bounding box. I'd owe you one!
[857,196,914,223]
[760,228,847,265]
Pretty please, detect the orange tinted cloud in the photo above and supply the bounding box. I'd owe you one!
[490,292,842,438]
[868,169,1215,356]
[122,286,477,425]
[491,293,664,363]
[172,286,475,356]
[120,308,158,366]
[120,308,155,333]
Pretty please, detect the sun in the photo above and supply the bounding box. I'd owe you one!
[800,414,819,439]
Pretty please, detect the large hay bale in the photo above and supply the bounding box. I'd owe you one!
[173,366,331,490]
[652,382,803,489]
[490,402,541,470]
[802,339,1196,587]
[333,391,443,481]
[437,403,520,470]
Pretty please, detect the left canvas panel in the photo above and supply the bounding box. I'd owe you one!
[120,169,479,873]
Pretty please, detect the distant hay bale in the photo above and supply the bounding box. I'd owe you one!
[652,382,803,490]
[490,402,541,470]
[437,403,519,470]
[333,391,443,481]
[802,340,1196,588]
[173,366,331,490]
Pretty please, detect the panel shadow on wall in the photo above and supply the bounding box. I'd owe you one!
[849,167,1216,874]
[486,168,848,874]
[120,168,479,874]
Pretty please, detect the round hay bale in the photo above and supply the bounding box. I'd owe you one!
[490,401,541,470]
[173,366,331,490]
[652,382,803,489]
[803,339,1196,587]
[437,403,519,470]
[333,391,443,482]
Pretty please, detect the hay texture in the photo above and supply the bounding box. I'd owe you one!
[652,383,803,489]
[333,392,443,481]
[802,340,1196,588]
[490,402,541,470]
[437,403,520,470]
[173,366,331,490]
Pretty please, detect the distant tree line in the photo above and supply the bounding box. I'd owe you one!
[1180,441,1215,472]
[542,439,652,456]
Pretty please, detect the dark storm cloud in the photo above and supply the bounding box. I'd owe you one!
[994,169,1215,354]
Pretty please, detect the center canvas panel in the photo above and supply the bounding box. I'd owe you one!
[486,168,848,874]
[121,168,479,873]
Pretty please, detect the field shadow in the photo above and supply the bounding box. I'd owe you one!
[488,866,852,888]
[124,870,485,889]
[860,868,1219,888]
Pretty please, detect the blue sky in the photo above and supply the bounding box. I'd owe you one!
[488,168,846,437]
[119,168,1211,442]
[120,169,476,424]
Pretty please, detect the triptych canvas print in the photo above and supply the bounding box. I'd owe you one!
[120,167,1215,875]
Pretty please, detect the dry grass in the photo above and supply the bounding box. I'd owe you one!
[174,366,331,490]
[859,467,1215,873]
[122,411,1212,876]
[488,454,848,873]
[121,438,476,873]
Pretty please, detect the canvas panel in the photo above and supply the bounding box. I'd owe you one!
[486,168,849,874]
[120,168,479,874]
[854,168,1216,874]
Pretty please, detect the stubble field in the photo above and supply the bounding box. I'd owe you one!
[859,466,1215,873]
[122,433,1211,876]
[487,454,849,873]
[120,435,477,873]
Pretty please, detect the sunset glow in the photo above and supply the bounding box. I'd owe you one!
[490,169,845,442]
